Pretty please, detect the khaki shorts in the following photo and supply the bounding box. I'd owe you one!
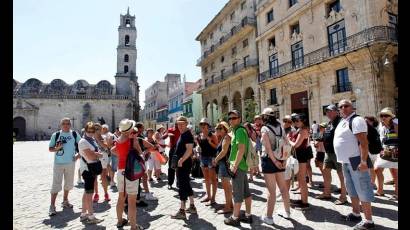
[324,152,342,172]
[117,170,139,195]
[51,162,75,194]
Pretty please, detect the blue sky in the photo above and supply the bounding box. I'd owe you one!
[13,0,228,106]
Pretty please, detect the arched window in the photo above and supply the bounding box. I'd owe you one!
[124,65,129,73]
[125,19,131,27]
[124,54,129,62]
[125,35,130,46]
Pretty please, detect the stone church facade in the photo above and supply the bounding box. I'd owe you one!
[13,8,140,140]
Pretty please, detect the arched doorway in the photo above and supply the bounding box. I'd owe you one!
[244,87,257,122]
[212,99,219,125]
[221,96,229,121]
[13,117,26,140]
[232,91,242,115]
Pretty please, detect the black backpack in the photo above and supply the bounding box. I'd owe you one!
[54,130,79,153]
[348,115,383,155]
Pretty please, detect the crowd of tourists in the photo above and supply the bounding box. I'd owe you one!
[46,98,398,230]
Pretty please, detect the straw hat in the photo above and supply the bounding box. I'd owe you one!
[118,119,136,132]
[379,107,395,118]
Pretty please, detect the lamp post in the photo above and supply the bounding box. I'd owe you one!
[71,117,76,130]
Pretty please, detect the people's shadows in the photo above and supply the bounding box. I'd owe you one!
[301,203,357,227]
[75,183,84,189]
[81,223,107,229]
[150,180,167,188]
[190,180,204,189]
[139,200,159,212]
[252,194,267,202]
[183,213,218,230]
[251,180,266,188]
[136,212,164,230]
[42,208,81,228]
[249,188,263,196]
[372,205,398,221]
[93,202,111,213]
[110,186,118,193]
[373,196,398,206]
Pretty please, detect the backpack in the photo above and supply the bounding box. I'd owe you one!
[124,139,146,181]
[54,130,79,153]
[348,114,383,155]
[236,126,259,169]
[264,125,292,161]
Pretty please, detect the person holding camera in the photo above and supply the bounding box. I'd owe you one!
[48,117,81,216]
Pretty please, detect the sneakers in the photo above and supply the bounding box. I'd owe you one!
[341,213,362,222]
[240,214,253,224]
[261,216,274,225]
[171,209,186,220]
[93,193,99,203]
[104,193,111,202]
[85,215,103,224]
[185,205,197,214]
[48,205,57,216]
[144,192,158,201]
[61,200,73,208]
[110,181,116,188]
[224,216,240,226]
[354,220,375,230]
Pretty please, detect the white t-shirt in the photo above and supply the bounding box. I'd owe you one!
[333,113,367,163]
[78,138,99,173]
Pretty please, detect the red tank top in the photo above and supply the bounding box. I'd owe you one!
[289,129,308,151]
[115,139,130,170]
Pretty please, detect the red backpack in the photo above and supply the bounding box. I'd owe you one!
[124,139,145,181]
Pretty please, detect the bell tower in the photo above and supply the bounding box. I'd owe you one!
[115,7,138,96]
[114,7,140,121]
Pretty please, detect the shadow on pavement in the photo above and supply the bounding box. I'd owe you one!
[93,202,111,213]
[183,213,218,230]
[300,203,357,227]
[372,205,398,221]
[42,208,80,228]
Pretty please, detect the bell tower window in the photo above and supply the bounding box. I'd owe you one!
[124,54,129,62]
[125,19,131,27]
[124,65,129,73]
[125,35,130,46]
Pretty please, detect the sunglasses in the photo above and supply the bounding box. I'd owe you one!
[228,117,239,121]
[338,104,351,109]
[216,127,224,131]
[283,120,292,124]
[62,123,71,125]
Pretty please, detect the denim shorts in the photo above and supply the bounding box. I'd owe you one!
[200,156,214,168]
[217,160,230,178]
[111,154,118,172]
[342,163,375,203]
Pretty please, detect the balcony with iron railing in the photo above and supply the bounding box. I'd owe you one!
[204,58,258,88]
[197,16,256,66]
[332,82,352,94]
[258,26,397,83]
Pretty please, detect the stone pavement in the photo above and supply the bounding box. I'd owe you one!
[14,141,398,229]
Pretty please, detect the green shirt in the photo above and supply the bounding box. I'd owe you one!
[229,125,249,172]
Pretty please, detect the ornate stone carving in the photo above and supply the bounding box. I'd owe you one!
[325,8,346,26]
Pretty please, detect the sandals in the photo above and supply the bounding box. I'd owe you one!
[116,218,128,228]
[205,200,217,206]
[315,194,332,200]
[334,199,348,205]
[374,192,385,197]
[200,198,211,203]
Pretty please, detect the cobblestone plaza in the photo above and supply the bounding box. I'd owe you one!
[13,141,397,229]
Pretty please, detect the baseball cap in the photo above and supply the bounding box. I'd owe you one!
[228,110,241,117]
[325,104,337,111]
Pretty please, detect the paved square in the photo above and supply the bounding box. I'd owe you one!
[13,141,397,229]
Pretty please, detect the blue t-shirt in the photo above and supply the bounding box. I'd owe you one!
[49,130,81,165]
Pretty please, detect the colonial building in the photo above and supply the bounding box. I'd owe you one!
[13,8,141,140]
[144,80,169,129]
[256,0,398,123]
[196,0,260,125]
[182,79,203,133]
